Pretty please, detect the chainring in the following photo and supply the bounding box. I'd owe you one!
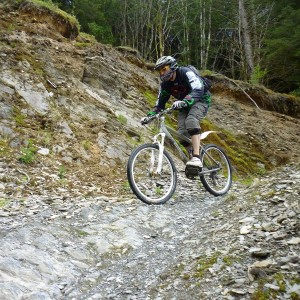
[185,165,201,180]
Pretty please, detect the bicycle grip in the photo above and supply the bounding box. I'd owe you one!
[141,116,153,125]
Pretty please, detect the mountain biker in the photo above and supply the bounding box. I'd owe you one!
[143,55,211,169]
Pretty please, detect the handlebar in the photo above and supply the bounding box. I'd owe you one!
[141,107,175,125]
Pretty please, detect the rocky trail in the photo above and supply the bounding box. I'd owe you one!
[1,162,299,300]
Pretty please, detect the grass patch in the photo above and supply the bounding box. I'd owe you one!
[251,272,300,300]
[201,118,271,179]
[24,0,80,31]
[81,140,92,150]
[239,177,254,186]
[0,199,10,208]
[19,140,37,164]
[58,165,66,179]
[39,131,53,146]
[122,181,131,193]
[224,193,238,202]
[76,32,97,44]
[0,139,12,158]
[13,107,27,127]
[74,228,89,237]
[75,42,91,48]
[143,90,157,107]
[14,51,45,77]
[194,252,221,279]
[117,114,127,125]
[193,251,239,280]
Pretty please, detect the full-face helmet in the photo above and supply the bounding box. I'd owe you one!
[154,56,178,81]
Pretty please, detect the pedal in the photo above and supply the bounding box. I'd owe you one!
[185,165,201,180]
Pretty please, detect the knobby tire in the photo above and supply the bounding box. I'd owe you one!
[127,143,177,205]
[200,144,232,196]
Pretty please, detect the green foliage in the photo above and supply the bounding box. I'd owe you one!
[13,109,27,127]
[75,42,90,47]
[201,118,271,179]
[27,0,80,30]
[263,5,300,92]
[224,193,238,202]
[19,140,37,164]
[0,199,9,208]
[143,90,157,107]
[0,139,10,158]
[251,289,271,300]
[42,0,300,94]
[39,131,52,146]
[194,252,221,278]
[7,23,16,32]
[88,22,114,44]
[250,65,268,85]
[58,165,66,179]
[251,271,300,300]
[73,0,115,44]
[122,181,131,193]
[77,32,97,42]
[81,140,92,150]
[14,52,45,78]
[117,114,127,125]
[291,87,300,97]
[51,0,74,13]
[74,228,89,237]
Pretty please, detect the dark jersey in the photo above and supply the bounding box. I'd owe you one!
[155,66,209,110]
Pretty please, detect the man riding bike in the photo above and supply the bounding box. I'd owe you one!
[142,55,211,170]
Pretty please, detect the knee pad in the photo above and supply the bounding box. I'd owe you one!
[187,128,200,136]
[185,115,199,131]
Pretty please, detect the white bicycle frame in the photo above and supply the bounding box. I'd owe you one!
[151,113,216,174]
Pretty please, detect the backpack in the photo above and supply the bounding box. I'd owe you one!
[186,65,212,91]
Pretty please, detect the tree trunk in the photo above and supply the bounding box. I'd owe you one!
[238,0,254,79]
[204,0,212,70]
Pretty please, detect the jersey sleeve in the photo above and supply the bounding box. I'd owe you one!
[182,68,204,101]
[155,84,171,110]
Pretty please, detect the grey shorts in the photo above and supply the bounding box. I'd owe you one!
[177,101,209,137]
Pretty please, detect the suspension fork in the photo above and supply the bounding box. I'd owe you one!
[150,132,165,174]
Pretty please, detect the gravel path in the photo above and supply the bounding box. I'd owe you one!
[1,164,299,300]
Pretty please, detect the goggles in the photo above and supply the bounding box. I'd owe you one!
[157,65,170,76]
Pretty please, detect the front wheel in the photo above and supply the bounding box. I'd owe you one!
[200,144,232,196]
[127,143,177,205]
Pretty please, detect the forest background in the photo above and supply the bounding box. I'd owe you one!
[52,0,300,95]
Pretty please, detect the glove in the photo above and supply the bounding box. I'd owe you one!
[140,116,149,125]
[147,111,157,116]
[147,106,162,116]
[172,100,187,110]
[183,95,195,108]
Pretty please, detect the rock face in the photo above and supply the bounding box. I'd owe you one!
[0,2,300,299]
[0,1,160,195]
[0,1,300,197]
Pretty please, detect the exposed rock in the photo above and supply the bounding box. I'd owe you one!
[0,2,299,300]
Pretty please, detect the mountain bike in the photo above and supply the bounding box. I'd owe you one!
[127,107,232,205]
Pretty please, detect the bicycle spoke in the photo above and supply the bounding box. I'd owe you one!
[200,145,232,196]
[127,144,177,204]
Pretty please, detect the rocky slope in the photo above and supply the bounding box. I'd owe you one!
[1,1,300,198]
[0,1,300,300]
[0,162,299,299]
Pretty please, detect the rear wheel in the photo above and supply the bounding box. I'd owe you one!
[127,143,177,204]
[200,144,232,196]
